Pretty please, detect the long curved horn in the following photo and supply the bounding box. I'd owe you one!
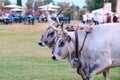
[46,4,53,23]
[56,15,60,25]
[55,9,63,24]
[61,22,68,35]
[46,5,59,31]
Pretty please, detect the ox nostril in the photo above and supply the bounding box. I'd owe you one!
[51,55,56,60]
[38,41,43,46]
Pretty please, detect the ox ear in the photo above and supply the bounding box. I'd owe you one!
[66,35,71,43]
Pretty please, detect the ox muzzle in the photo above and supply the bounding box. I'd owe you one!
[38,41,46,47]
[51,55,57,60]
[51,50,57,60]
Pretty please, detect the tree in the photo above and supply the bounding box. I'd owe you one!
[93,0,104,10]
[75,6,80,11]
[85,0,116,12]
[0,0,2,4]
[17,0,22,6]
[4,0,11,6]
[26,0,43,9]
[78,9,86,20]
[0,0,2,9]
[26,0,34,9]
[107,0,116,12]
[34,0,43,9]
[43,0,52,4]
[85,0,94,11]
[85,0,103,11]
[57,2,69,9]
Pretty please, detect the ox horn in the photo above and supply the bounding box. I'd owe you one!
[55,9,63,25]
[61,22,68,35]
[46,5,59,31]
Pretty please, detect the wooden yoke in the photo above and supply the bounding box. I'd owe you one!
[84,26,93,33]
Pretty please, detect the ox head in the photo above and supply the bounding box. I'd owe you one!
[38,26,60,48]
[38,7,63,49]
[51,25,76,60]
[38,23,65,49]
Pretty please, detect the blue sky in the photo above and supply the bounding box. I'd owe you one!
[54,0,86,8]
[9,0,86,8]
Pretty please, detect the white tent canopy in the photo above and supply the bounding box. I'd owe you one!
[10,8,23,11]
[92,8,113,15]
[40,8,56,11]
[92,8,104,14]
[38,3,60,9]
[4,4,22,8]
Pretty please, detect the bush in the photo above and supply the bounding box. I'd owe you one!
[64,10,72,17]
[78,9,86,20]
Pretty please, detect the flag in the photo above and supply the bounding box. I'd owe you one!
[32,1,35,9]
[1,0,4,9]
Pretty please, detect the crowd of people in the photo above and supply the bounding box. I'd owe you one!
[0,9,120,26]
[82,10,120,25]
[0,10,71,25]
[0,10,36,25]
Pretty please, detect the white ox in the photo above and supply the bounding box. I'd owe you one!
[52,23,120,80]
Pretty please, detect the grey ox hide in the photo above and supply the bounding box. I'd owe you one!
[52,23,120,80]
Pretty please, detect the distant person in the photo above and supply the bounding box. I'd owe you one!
[82,13,87,24]
[97,13,103,24]
[93,13,99,25]
[112,13,118,23]
[40,13,47,22]
[103,13,107,23]
[86,10,93,25]
[0,14,4,24]
[117,17,120,22]
[106,13,111,23]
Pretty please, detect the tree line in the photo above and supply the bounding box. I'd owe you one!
[0,0,116,12]
[0,0,117,20]
[85,0,116,12]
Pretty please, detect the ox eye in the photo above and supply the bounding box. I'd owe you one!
[49,31,54,37]
[59,41,65,47]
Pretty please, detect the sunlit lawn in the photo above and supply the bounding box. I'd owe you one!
[0,23,120,80]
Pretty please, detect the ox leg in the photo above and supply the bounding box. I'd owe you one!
[88,61,112,80]
[77,64,88,80]
[103,69,110,80]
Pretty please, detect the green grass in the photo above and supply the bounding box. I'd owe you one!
[0,26,120,80]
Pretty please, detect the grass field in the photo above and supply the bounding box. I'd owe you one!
[0,22,120,80]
